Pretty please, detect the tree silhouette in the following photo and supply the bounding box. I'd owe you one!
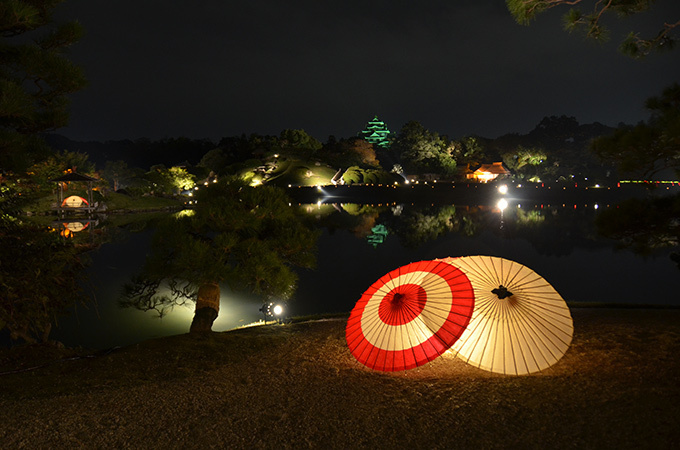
[592,83,680,179]
[392,121,457,177]
[1,0,87,172]
[121,179,319,332]
[506,0,678,58]
[0,182,88,343]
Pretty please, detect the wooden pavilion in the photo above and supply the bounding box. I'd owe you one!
[50,172,99,216]
[466,162,511,183]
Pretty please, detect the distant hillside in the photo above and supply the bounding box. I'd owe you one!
[44,135,217,170]
[479,115,618,181]
[484,116,615,153]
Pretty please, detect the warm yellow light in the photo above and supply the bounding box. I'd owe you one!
[497,199,508,211]
[65,222,86,232]
[498,185,508,195]
[175,209,196,218]
[62,195,87,208]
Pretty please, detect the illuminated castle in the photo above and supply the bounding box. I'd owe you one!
[360,115,391,149]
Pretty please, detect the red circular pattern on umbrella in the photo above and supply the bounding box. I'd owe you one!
[346,260,475,372]
[377,284,427,325]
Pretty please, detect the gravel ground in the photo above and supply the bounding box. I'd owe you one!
[1,308,679,449]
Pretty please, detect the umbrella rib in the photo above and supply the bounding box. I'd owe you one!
[510,275,556,301]
[513,290,573,347]
[397,306,428,368]
[475,260,500,289]
[505,299,520,375]
[459,294,498,367]
[512,298,570,363]
[510,304,531,374]
[457,258,494,290]
[456,295,491,361]
[504,295,540,374]
[516,290,573,323]
[405,317,428,366]
[488,294,505,372]
[416,313,445,362]
[511,301,557,369]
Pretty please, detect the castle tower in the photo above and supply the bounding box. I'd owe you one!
[360,115,391,148]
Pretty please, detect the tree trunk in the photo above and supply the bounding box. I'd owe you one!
[190,282,220,333]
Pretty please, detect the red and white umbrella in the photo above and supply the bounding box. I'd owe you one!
[438,256,573,375]
[346,260,475,372]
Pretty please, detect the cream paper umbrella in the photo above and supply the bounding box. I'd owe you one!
[438,256,573,375]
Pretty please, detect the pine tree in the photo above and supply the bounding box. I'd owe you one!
[506,0,678,58]
[1,0,86,172]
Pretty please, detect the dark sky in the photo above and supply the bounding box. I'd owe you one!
[55,0,680,143]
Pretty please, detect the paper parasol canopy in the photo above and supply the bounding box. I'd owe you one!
[438,256,573,375]
[62,195,89,208]
[346,260,475,372]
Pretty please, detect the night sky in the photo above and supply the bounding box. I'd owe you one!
[55,0,680,143]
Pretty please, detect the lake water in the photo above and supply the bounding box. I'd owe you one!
[47,187,680,350]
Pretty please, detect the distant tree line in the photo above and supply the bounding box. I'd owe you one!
[34,102,677,192]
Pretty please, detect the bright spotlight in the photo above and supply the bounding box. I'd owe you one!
[497,199,508,211]
[273,304,283,316]
[498,185,508,195]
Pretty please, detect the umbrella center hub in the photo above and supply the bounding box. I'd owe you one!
[378,285,427,326]
[391,292,405,305]
[492,285,513,300]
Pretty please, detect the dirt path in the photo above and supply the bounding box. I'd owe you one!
[1,308,679,449]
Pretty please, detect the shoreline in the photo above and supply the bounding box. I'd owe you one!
[286,182,675,206]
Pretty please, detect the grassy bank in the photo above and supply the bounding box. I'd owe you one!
[22,191,183,215]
